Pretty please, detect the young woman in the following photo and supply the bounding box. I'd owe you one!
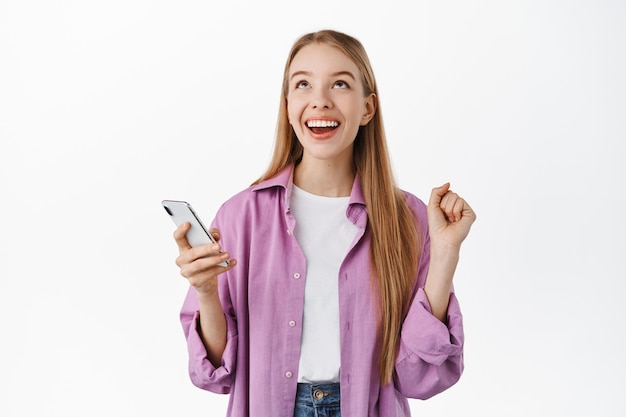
[173,29,476,417]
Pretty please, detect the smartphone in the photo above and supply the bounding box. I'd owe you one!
[162,199,230,267]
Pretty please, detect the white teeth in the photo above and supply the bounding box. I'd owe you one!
[307,120,338,128]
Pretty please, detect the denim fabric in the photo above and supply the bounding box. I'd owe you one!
[294,383,341,417]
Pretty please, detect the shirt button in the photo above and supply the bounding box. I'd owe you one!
[288,320,296,327]
[293,272,301,279]
[285,371,293,378]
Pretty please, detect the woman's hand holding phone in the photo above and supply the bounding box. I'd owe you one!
[163,199,233,364]
[173,223,233,367]
[173,223,236,296]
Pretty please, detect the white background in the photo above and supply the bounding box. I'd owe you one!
[1,1,624,416]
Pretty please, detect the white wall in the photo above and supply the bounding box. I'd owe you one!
[1,1,624,416]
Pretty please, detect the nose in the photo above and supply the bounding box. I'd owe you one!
[311,88,332,109]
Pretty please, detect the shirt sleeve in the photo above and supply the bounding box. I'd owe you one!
[179,276,238,394]
[393,192,464,399]
[394,287,464,399]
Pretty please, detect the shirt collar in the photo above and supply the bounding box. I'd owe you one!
[251,165,294,192]
[251,164,366,207]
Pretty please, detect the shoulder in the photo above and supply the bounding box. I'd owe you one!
[399,189,429,232]
[400,189,427,215]
[213,166,292,228]
[217,184,283,218]
[209,185,285,249]
[219,166,292,214]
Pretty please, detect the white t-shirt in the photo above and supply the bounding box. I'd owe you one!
[290,185,359,383]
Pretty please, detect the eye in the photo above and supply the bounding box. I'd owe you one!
[333,80,349,89]
[295,80,310,89]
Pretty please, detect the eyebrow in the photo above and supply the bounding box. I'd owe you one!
[290,70,357,81]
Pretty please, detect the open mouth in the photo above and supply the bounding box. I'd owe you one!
[306,119,339,135]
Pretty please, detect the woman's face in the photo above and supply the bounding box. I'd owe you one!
[287,43,376,167]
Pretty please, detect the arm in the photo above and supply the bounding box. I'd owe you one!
[393,185,475,398]
[395,286,464,399]
[195,287,228,367]
[424,183,476,322]
[180,283,239,394]
[174,223,236,366]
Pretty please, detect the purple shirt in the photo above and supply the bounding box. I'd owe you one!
[180,165,464,417]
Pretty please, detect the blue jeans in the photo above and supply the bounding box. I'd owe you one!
[294,383,341,417]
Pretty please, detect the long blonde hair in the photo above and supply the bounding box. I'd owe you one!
[254,30,421,384]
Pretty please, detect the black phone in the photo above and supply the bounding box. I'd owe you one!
[162,199,230,267]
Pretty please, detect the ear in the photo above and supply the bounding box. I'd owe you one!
[360,93,377,126]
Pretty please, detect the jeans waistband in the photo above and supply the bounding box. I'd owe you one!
[295,382,340,407]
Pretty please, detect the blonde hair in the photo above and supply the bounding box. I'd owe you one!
[254,29,421,384]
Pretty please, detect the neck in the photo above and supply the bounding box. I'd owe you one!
[294,157,355,197]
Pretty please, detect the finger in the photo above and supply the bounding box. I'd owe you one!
[183,261,238,291]
[440,191,459,221]
[179,255,237,283]
[429,182,451,208]
[209,228,221,242]
[451,197,465,223]
[173,222,192,252]
[460,200,477,224]
[176,242,222,267]
[179,251,231,276]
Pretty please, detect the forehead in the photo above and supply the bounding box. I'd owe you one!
[289,43,360,77]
